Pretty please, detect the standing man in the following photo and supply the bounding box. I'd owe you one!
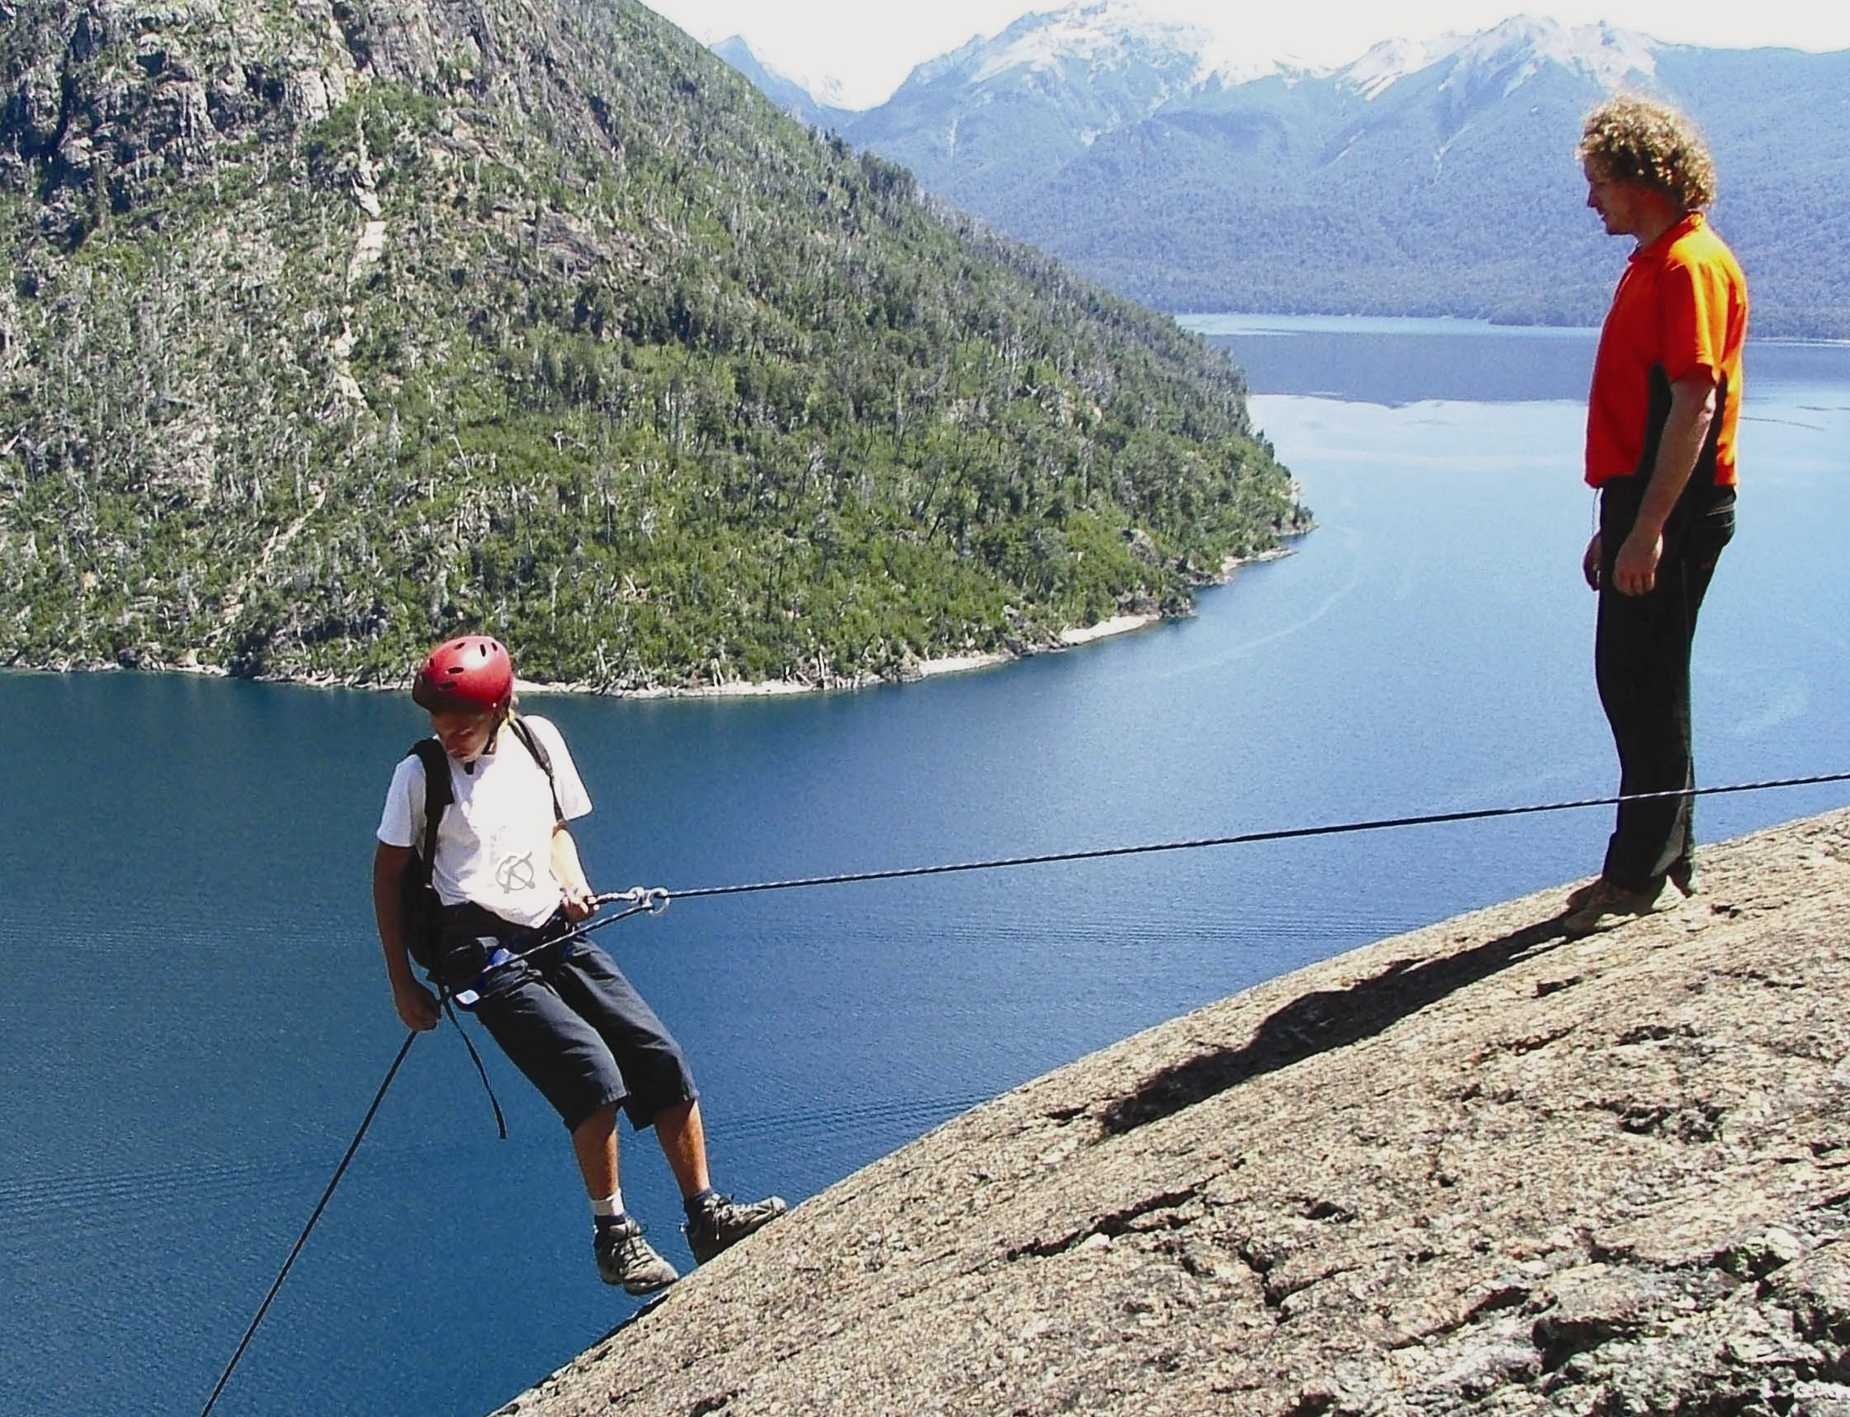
[1566,96,1748,936]
[373,634,785,1292]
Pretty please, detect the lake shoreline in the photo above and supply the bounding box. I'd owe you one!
[3,547,1298,701]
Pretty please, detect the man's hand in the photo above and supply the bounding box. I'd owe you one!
[1582,531,1602,591]
[1605,372,1711,598]
[1613,525,1664,596]
[393,978,441,1031]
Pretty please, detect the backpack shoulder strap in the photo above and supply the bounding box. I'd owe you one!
[507,714,565,823]
[407,738,452,879]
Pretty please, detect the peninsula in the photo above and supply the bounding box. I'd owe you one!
[0,0,1304,693]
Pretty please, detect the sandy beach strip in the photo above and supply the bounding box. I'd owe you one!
[513,605,1164,699]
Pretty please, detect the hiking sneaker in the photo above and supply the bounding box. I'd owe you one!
[685,1193,788,1265]
[1563,876,1607,913]
[1562,877,1672,938]
[1566,864,1694,918]
[594,1217,679,1295]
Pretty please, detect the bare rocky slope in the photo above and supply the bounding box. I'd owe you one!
[496,807,1850,1416]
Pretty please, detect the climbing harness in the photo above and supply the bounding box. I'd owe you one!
[199,767,1850,1414]
[450,886,670,1007]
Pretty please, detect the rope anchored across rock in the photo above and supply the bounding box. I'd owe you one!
[203,766,1850,1415]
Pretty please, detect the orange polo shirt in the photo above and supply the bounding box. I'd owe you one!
[1585,213,1749,488]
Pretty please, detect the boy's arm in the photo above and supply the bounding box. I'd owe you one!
[551,824,596,920]
[374,841,439,1030]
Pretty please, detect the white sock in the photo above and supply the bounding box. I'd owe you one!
[590,1190,626,1223]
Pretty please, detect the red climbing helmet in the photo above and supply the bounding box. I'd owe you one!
[412,635,514,714]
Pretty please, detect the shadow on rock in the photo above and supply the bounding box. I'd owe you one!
[1098,915,1569,1137]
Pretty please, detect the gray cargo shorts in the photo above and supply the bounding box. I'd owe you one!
[438,905,699,1133]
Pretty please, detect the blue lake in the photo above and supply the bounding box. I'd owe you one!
[5,317,1848,1415]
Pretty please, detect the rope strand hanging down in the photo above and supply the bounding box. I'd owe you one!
[200,1032,418,1417]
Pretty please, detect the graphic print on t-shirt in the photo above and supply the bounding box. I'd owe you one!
[496,851,539,894]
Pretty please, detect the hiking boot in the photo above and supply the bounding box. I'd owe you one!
[594,1217,679,1294]
[684,1192,788,1265]
[1562,877,1671,938]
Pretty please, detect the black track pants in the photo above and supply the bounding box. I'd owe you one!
[1594,478,1735,889]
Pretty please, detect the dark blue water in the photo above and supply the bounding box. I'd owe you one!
[6,319,1848,1416]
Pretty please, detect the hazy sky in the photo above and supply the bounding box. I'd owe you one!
[642,0,1850,107]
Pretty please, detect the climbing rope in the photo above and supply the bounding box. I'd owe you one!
[199,767,1850,1413]
[578,769,1850,914]
[199,1032,417,1417]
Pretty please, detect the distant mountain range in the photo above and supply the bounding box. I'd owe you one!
[715,5,1850,336]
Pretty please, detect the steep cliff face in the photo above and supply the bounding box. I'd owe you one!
[499,808,1850,1415]
[1,0,1299,688]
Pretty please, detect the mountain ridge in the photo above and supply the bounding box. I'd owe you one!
[709,35,857,131]
[719,6,1850,336]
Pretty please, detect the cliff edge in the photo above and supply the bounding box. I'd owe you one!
[497,808,1850,1416]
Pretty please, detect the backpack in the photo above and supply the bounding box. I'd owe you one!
[399,715,562,974]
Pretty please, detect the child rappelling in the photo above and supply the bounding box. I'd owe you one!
[370,634,786,1292]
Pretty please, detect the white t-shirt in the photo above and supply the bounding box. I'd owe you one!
[377,715,593,928]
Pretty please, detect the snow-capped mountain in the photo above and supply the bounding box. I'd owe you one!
[950,0,1285,89]
[721,4,1850,333]
[846,1,1296,209]
[1340,34,1471,102]
[1338,16,1656,101]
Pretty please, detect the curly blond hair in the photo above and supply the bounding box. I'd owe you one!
[1578,95,1717,211]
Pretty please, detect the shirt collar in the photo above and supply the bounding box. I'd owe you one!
[1630,211,1703,264]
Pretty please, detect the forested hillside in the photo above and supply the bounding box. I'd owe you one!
[0,0,1303,690]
